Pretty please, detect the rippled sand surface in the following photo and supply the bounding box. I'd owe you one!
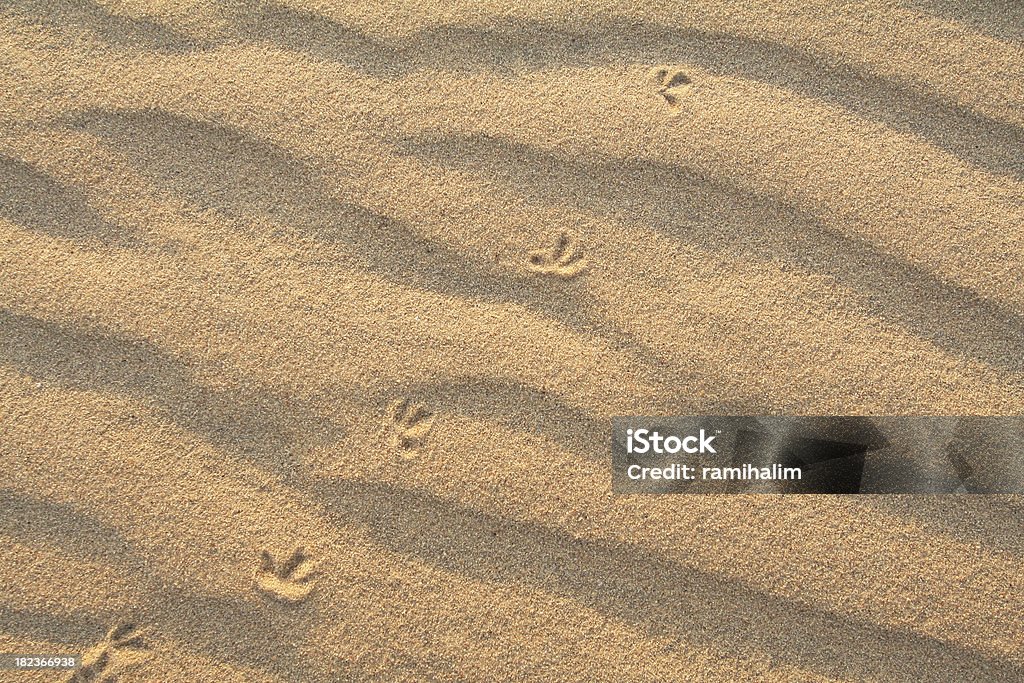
[1,1,1023,680]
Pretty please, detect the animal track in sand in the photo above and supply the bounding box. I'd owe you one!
[649,66,692,108]
[527,233,587,278]
[255,547,317,603]
[386,398,435,453]
[68,623,148,682]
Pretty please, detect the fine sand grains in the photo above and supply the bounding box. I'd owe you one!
[1,1,1023,681]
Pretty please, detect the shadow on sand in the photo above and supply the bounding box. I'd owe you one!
[0,308,343,468]
[0,154,135,246]
[228,8,1024,179]
[1,0,205,53]
[394,132,1024,378]
[60,107,769,402]
[7,1,1018,176]
[311,478,1024,682]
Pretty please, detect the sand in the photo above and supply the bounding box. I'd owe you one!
[1,0,1022,680]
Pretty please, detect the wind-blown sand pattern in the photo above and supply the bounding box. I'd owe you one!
[0,1,1022,681]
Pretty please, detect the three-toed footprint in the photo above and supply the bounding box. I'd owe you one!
[386,398,435,453]
[255,547,317,603]
[528,233,587,278]
[68,623,149,682]
[649,66,692,108]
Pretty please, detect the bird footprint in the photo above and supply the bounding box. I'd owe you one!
[528,233,587,278]
[649,66,692,107]
[386,398,434,453]
[68,624,148,682]
[255,547,317,603]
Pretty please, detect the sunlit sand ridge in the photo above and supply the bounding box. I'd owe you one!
[1,0,1022,680]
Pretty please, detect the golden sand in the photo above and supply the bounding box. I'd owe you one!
[1,1,1022,680]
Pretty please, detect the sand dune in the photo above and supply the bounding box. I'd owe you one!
[1,0,1023,681]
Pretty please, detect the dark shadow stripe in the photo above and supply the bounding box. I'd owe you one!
[312,478,1024,682]
[394,132,1024,377]
[7,2,1018,175]
[370,376,610,461]
[0,309,343,466]
[856,495,1024,556]
[0,154,135,246]
[0,605,104,644]
[59,107,767,403]
[912,0,1024,46]
[0,489,132,560]
[1,0,206,53]
[222,7,1023,178]
[0,492,331,681]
